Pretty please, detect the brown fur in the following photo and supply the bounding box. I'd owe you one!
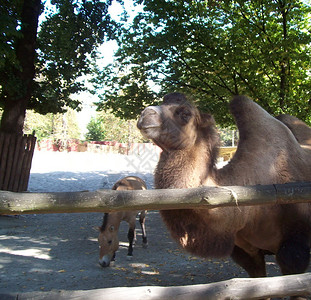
[277,114,311,149]
[98,176,148,267]
[137,93,311,288]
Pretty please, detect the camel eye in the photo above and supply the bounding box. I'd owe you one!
[175,107,192,124]
[109,225,114,232]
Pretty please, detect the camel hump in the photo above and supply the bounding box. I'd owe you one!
[229,95,274,126]
[229,95,294,142]
[225,95,307,183]
[276,114,311,147]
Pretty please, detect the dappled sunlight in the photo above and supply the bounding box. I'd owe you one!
[0,234,69,246]
[0,234,70,264]
[0,248,52,260]
[130,263,160,276]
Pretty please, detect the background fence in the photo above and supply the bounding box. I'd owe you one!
[0,132,36,192]
[36,139,236,160]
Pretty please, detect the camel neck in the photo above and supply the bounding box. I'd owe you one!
[154,141,217,189]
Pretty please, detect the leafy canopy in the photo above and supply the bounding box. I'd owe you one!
[0,0,117,115]
[93,0,311,126]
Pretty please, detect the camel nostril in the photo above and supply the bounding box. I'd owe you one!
[145,106,161,116]
[108,240,112,245]
[145,109,157,116]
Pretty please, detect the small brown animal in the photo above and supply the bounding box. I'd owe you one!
[137,93,311,299]
[98,176,148,267]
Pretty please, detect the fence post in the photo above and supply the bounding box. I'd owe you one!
[0,132,36,192]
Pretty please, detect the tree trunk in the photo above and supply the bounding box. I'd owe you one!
[0,0,41,134]
[0,0,41,192]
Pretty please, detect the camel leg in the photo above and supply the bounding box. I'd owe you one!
[276,235,310,300]
[231,245,267,277]
[276,236,310,275]
[139,210,148,248]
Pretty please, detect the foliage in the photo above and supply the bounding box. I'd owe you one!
[92,63,158,119]
[24,109,81,141]
[219,128,238,147]
[0,0,23,69]
[85,117,106,141]
[93,0,311,126]
[85,111,144,142]
[0,0,117,134]
[32,0,116,115]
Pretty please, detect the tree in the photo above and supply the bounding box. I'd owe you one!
[24,109,81,141]
[85,111,144,142]
[0,0,116,134]
[92,62,158,119]
[94,0,311,127]
[85,116,106,141]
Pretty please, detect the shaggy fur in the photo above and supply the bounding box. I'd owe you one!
[137,93,311,293]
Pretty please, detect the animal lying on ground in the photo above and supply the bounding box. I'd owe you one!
[98,176,148,267]
[137,92,311,300]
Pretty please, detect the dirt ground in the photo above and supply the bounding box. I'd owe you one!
[0,152,310,298]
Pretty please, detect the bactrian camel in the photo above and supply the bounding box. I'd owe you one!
[137,92,311,299]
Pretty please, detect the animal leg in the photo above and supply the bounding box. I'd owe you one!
[276,235,310,299]
[231,245,267,277]
[139,210,148,248]
[127,227,135,258]
[276,236,310,275]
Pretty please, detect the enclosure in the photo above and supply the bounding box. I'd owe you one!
[0,151,311,299]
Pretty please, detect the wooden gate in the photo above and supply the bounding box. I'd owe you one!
[0,132,36,192]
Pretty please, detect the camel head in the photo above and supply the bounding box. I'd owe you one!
[137,92,216,151]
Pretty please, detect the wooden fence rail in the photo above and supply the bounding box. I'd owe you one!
[2,272,311,299]
[1,182,311,215]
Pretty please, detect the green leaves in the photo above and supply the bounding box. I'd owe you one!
[97,0,311,126]
[0,0,117,118]
[32,0,116,115]
[92,61,158,120]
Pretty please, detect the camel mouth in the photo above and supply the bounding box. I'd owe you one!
[139,126,161,140]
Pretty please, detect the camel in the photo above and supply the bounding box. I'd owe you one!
[98,176,148,267]
[277,114,311,149]
[137,92,311,299]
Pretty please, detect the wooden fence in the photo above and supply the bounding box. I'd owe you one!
[3,273,310,300]
[1,182,311,299]
[0,132,36,192]
[1,181,311,215]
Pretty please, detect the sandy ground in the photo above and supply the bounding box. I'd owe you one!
[0,151,309,298]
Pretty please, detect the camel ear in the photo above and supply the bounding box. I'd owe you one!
[93,226,102,232]
[199,112,216,128]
